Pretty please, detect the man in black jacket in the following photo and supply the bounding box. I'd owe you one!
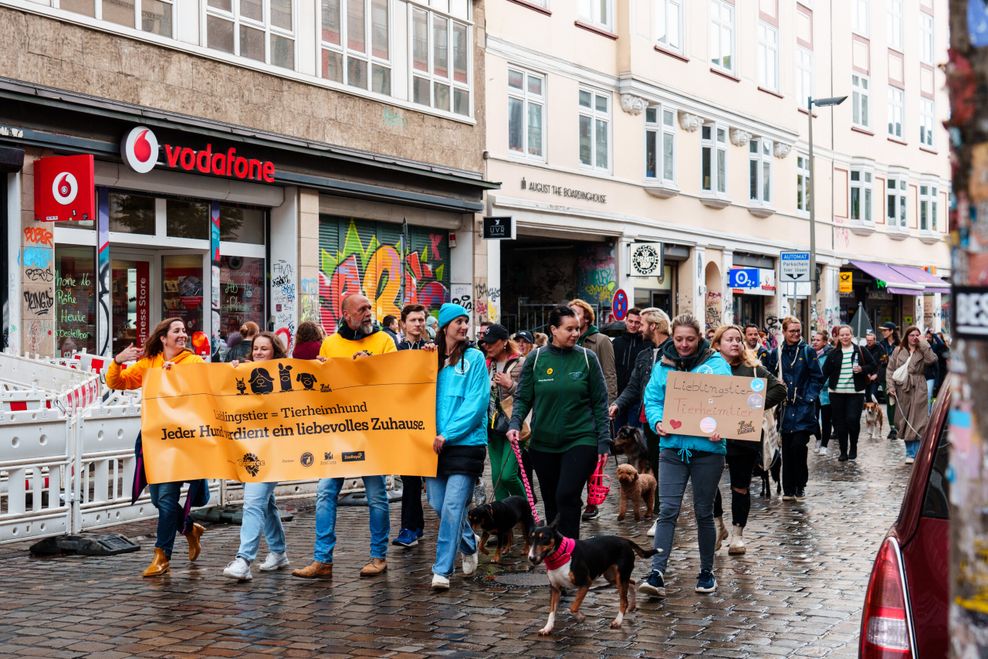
[611,308,648,428]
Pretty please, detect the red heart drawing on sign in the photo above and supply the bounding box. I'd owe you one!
[669,419,682,430]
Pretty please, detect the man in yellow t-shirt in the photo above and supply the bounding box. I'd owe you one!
[294,292,396,581]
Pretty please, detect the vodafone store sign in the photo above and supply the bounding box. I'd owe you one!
[34,154,95,222]
[121,126,276,183]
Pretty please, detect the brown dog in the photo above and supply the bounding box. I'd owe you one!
[616,464,656,522]
[863,401,884,440]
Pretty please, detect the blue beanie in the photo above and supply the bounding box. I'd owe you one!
[438,303,469,330]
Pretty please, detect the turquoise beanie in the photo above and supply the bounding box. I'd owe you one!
[438,303,469,329]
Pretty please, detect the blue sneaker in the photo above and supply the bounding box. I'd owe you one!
[415,528,425,540]
[392,528,419,548]
[695,569,717,593]
[638,570,665,597]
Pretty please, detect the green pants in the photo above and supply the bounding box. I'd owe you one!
[886,399,897,432]
[488,432,526,501]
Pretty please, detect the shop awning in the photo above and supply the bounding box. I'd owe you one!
[848,260,925,296]
[888,264,951,293]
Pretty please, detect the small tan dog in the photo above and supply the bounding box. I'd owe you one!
[616,464,657,522]
[863,400,885,440]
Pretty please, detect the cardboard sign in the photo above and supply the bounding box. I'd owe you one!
[662,372,767,442]
[141,351,438,483]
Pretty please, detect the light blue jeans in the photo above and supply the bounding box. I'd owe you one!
[905,440,921,459]
[927,379,935,413]
[314,476,389,564]
[236,482,286,562]
[426,474,478,577]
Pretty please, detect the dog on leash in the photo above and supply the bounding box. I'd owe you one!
[753,448,782,497]
[613,425,651,475]
[615,464,656,522]
[528,521,659,635]
[863,401,885,440]
[467,496,534,563]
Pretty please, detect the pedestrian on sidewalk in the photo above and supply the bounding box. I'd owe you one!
[225,321,259,362]
[223,332,291,582]
[811,331,835,456]
[508,306,611,539]
[513,330,535,357]
[291,321,324,360]
[710,325,787,556]
[428,303,489,591]
[392,303,434,549]
[639,313,732,598]
[887,326,938,464]
[823,325,877,462]
[481,323,527,501]
[878,323,901,438]
[612,308,648,429]
[293,292,396,581]
[106,317,209,578]
[744,323,771,365]
[775,317,825,500]
[568,298,617,521]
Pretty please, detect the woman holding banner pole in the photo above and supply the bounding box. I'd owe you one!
[106,317,209,578]
[223,332,291,581]
[428,303,489,591]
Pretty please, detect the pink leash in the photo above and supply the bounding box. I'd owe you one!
[508,438,541,524]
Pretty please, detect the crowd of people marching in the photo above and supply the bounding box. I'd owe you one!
[107,296,950,598]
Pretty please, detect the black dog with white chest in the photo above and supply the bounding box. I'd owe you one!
[467,495,534,563]
[527,521,659,635]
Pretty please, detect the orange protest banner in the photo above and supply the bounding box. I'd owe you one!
[140,350,438,483]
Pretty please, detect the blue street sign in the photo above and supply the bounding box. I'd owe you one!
[729,268,760,289]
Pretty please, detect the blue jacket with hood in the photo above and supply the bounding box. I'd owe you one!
[436,347,489,447]
[643,340,733,458]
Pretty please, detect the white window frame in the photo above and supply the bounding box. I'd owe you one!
[656,0,684,53]
[408,1,473,117]
[507,67,546,161]
[51,0,174,37]
[920,12,934,65]
[578,87,610,171]
[852,0,869,37]
[920,98,936,148]
[795,46,813,109]
[748,137,772,205]
[317,0,392,95]
[700,121,728,196]
[850,167,874,223]
[886,0,902,50]
[796,154,811,215]
[887,86,904,139]
[852,74,870,129]
[886,176,907,228]
[709,0,736,74]
[578,0,614,31]
[644,105,676,186]
[919,184,938,232]
[204,0,297,69]
[757,21,779,91]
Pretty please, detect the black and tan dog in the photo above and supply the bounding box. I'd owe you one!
[613,425,651,475]
[467,496,534,563]
[527,521,659,635]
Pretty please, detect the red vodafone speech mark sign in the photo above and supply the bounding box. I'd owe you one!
[121,126,275,183]
[34,155,95,222]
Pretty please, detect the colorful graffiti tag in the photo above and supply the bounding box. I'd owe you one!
[577,244,617,310]
[319,220,449,329]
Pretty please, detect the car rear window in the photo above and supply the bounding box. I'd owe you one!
[921,420,950,520]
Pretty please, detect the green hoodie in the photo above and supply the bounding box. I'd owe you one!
[509,345,611,453]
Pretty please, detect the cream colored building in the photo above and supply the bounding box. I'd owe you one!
[482,0,950,335]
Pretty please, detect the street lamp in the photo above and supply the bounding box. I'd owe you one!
[807,95,847,327]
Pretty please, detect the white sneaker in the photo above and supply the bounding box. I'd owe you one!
[462,551,478,576]
[258,551,290,572]
[223,557,252,581]
[905,457,915,465]
[647,520,657,537]
[818,446,828,456]
[431,574,450,590]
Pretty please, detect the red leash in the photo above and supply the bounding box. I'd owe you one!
[508,437,541,524]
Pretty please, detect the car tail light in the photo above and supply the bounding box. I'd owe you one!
[860,538,912,658]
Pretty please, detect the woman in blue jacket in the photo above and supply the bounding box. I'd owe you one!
[638,313,732,598]
[428,303,489,591]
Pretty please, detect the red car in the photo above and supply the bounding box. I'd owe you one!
[859,383,950,658]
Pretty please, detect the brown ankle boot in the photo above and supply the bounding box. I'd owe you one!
[143,548,170,577]
[360,558,387,577]
[292,561,333,579]
[186,523,205,561]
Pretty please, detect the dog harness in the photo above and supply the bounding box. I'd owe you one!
[544,536,575,570]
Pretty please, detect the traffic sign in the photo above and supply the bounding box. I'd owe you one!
[612,289,629,321]
[780,252,810,282]
[728,268,760,289]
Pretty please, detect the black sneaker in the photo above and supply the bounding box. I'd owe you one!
[638,570,665,597]
[887,429,898,440]
[795,487,806,501]
[849,450,857,460]
[838,454,848,462]
[581,505,600,521]
[695,569,717,593]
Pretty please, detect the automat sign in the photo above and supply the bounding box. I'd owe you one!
[121,126,276,183]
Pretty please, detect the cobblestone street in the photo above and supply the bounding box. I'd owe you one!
[0,435,910,658]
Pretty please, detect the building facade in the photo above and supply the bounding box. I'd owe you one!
[0,0,490,357]
[482,0,950,335]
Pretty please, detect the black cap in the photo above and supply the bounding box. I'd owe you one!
[880,322,898,330]
[480,323,510,344]
[513,330,535,344]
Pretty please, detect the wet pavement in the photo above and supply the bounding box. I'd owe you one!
[0,433,912,658]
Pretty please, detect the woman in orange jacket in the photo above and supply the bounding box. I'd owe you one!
[106,317,210,577]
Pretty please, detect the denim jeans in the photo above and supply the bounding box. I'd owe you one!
[425,474,478,577]
[651,448,725,575]
[927,379,935,413]
[149,480,210,558]
[314,475,389,564]
[905,439,920,459]
[236,482,286,562]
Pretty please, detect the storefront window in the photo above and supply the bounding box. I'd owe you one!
[166,199,210,239]
[55,246,97,355]
[109,191,155,234]
[220,256,265,336]
[220,205,265,244]
[161,254,204,333]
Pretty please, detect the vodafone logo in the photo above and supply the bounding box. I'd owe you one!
[51,172,78,205]
[122,126,159,174]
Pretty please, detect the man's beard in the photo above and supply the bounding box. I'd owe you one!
[361,320,374,334]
